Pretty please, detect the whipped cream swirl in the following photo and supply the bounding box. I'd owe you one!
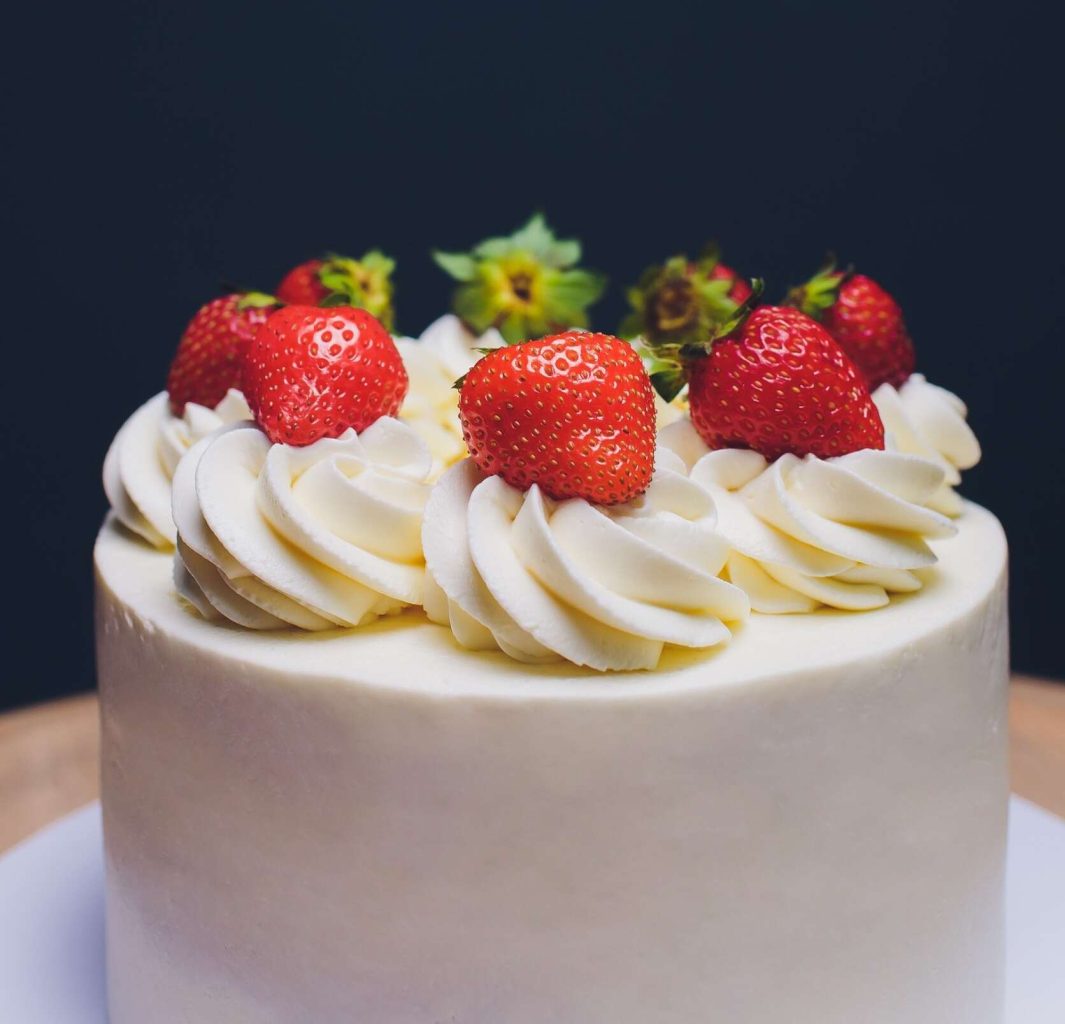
[681,443,957,613]
[654,389,690,429]
[103,390,252,548]
[422,455,749,671]
[173,417,433,630]
[395,314,503,478]
[872,374,981,515]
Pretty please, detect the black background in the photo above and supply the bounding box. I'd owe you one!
[1,0,1061,710]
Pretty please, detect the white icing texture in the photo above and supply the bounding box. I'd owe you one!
[103,390,252,548]
[173,417,433,630]
[422,456,749,670]
[395,314,503,478]
[654,389,689,429]
[873,373,981,515]
[682,441,957,613]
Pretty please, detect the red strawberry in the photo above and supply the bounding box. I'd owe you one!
[276,260,327,305]
[684,305,885,460]
[458,331,657,504]
[707,262,752,303]
[166,293,277,415]
[787,266,915,389]
[243,305,408,446]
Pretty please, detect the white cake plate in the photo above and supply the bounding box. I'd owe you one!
[1,798,1063,1022]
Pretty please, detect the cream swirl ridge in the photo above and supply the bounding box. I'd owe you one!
[395,314,503,478]
[173,417,433,630]
[422,456,749,671]
[687,445,957,613]
[103,390,252,548]
[872,373,981,515]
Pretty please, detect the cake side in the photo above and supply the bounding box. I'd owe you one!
[97,506,1008,1024]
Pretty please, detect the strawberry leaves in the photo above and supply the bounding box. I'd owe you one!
[314,251,396,330]
[638,278,764,403]
[620,247,754,365]
[432,214,606,345]
[784,256,849,319]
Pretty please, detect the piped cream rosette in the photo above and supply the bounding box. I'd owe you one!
[173,417,433,630]
[673,434,958,613]
[103,390,252,548]
[394,314,504,477]
[422,453,749,671]
[872,373,981,515]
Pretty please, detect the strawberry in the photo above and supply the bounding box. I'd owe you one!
[166,293,277,415]
[621,244,751,346]
[275,251,396,331]
[786,263,915,389]
[707,262,752,303]
[457,330,656,504]
[242,305,408,446]
[685,305,884,460]
[644,287,885,461]
[433,214,606,344]
[276,260,328,305]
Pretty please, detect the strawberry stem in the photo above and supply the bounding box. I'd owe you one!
[237,291,280,310]
[638,278,764,403]
[314,252,396,330]
[784,256,852,319]
[709,278,764,343]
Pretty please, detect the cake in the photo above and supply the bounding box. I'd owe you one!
[97,224,1008,1023]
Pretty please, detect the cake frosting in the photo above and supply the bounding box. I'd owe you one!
[872,373,981,515]
[688,445,956,612]
[654,388,689,428]
[657,399,977,613]
[172,417,432,629]
[422,454,748,670]
[102,389,251,547]
[395,314,501,477]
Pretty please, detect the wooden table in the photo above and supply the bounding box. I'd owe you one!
[1,678,1063,854]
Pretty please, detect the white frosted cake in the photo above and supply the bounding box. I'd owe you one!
[97,230,1007,1023]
